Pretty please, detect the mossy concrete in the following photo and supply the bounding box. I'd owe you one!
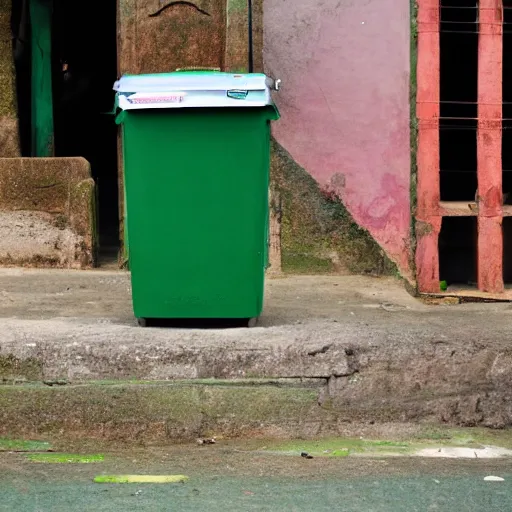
[4,379,512,444]
[0,382,327,442]
[409,0,419,282]
[26,453,104,463]
[0,353,43,383]
[0,437,51,451]
[270,140,397,275]
[0,158,97,268]
[0,0,20,157]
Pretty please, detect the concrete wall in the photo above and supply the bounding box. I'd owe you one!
[0,158,96,268]
[264,0,412,278]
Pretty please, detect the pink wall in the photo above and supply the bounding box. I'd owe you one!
[264,0,412,277]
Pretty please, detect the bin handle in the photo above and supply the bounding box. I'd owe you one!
[175,67,221,72]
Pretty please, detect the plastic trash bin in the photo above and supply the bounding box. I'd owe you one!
[114,72,279,325]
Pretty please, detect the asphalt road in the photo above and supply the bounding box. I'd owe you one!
[1,445,511,511]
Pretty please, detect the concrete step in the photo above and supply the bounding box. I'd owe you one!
[2,270,512,437]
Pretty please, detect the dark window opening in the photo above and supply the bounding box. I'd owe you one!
[503,4,512,204]
[439,216,477,285]
[504,218,512,284]
[52,0,119,262]
[504,3,512,284]
[440,0,478,201]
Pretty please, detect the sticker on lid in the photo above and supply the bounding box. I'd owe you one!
[227,90,249,100]
[126,92,186,105]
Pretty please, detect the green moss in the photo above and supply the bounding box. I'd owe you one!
[90,378,320,389]
[414,427,512,449]
[0,438,51,452]
[282,251,334,274]
[0,354,43,381]
[226,0,247,13]
[263,438,411,457]
[259,431,512,457]
[0,383,322,441]
[94,475,189,484]
[27,453,104,463]
[271,140,397,275]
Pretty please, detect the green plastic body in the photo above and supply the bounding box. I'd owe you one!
[119,106,277,320]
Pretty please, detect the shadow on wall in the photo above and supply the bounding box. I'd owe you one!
[270,140,396,276]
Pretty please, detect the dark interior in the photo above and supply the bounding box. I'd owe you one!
[439,0,478,202]
[11,0,32,157]
[504,3,512,200]
[504,2,512,282]
[504,218,512,284]
[438,1,478,287]
[12,0,119,262]
[439,216,477,285]
[52,0,119,260]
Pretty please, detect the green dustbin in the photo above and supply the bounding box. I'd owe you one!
[114,72,279,325]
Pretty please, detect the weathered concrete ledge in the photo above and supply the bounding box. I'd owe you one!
[2,326,512,434]
[0,380,327,441]
[0,158,97,268]
[1,271,512,437]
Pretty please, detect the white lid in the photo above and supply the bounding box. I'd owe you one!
[114,72,274,110]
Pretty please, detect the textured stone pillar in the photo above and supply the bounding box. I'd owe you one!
[117,0,255,258]
[0,0,20,157]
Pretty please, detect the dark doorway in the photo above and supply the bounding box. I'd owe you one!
[503,2,512,284]
[52,0,119,263]
[439,216,477,285]
[439,0,478,202]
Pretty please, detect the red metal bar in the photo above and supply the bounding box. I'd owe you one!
[478,216,503,291]
[416,0,440,293]
[477,0,504,292]
[415,216,442,292]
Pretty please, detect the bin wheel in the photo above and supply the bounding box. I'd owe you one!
[137,318,148,328]
[247,317,258,328]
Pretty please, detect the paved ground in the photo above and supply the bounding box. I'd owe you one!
[0,268,426,325]
[2,443,512,511]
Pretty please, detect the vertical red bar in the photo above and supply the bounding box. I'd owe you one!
[478,0,504,292]
[478,216,503,291]
[416,0,440,292]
